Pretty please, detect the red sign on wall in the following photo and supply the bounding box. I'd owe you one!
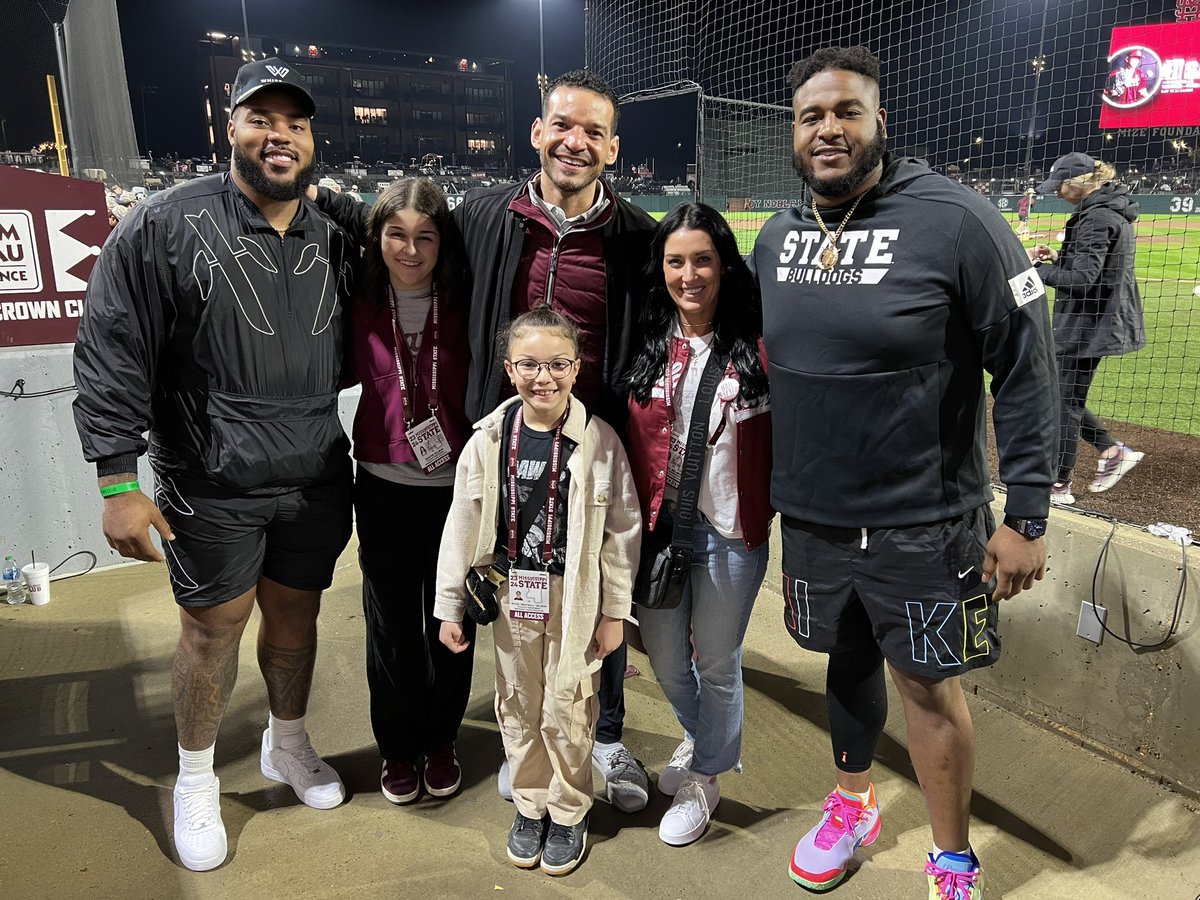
[1098,21,1200,129]
[0,166,110,347]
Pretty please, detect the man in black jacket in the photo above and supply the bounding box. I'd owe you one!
[73,59,354,872]
[752,48,1056,898]
[453,70,655,828]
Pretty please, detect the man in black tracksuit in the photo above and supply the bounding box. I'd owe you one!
[453,71,656,820]
[73,60,354,872]
[753,49,1056,897]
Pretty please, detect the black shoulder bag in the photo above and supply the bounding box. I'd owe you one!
[633,347,727,610]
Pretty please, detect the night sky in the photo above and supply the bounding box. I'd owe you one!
[1,0,1190,183]
[3,0,698,179]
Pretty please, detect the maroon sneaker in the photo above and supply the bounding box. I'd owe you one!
[424,744,462,797]
[381,759,419,804]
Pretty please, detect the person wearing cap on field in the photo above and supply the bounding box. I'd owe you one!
[73,56,355,872]
[1029,153,1146,505]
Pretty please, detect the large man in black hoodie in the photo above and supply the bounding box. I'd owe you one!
[751,48,1056,898]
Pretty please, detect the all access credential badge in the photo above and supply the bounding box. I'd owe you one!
[408,416,452,473]
[508,568,550,621]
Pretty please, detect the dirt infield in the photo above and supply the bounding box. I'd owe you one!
[986,414,1200,534]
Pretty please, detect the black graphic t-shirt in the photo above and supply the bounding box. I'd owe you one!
[497,405,573,576]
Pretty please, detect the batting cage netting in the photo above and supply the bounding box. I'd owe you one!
[587,0,1200,529]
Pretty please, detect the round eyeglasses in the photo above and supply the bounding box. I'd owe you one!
[507,358,578,380]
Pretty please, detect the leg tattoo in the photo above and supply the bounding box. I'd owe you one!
[258,639,317,719]
[174,634,242,749]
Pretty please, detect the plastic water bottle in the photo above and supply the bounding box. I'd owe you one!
[3,555,27,605]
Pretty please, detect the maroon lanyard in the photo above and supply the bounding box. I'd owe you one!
[506,403,568,566]
[665,336,729,446]
[387,284,439,426]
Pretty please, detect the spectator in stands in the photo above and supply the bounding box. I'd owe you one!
[1030,153,1147,504]
[754,46,1056,900]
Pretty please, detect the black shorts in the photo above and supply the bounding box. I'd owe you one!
[779,506,1000,679]
[153,463,353,607]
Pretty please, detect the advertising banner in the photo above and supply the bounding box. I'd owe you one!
[0,166,109,347]
[1099,21,1200,129]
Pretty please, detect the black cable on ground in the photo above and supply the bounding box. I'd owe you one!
[48,550,98,582]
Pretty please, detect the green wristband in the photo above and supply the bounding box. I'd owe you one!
[99,480,140,498]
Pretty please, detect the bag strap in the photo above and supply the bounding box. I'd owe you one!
[671,347,728,551]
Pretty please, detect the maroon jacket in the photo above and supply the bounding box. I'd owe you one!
[349,286,472,467]
[504,190,612,410]
[626,339,774,550]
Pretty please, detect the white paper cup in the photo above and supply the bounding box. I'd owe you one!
[22,563,50,605]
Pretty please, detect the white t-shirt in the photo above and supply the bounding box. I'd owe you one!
[360,285,455,487]
[661,328,742,539]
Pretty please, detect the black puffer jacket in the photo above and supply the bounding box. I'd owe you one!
[1038,182,1146,357]
[73,174,354,491]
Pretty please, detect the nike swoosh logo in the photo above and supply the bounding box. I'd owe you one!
[958,567,975,579]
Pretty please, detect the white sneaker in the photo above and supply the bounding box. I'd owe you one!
[659,772,719,846]
[173,777,227,871]
[259,729,345,809]
[497,759,513,801]
[657,738,695,796]
[591,742,649,813]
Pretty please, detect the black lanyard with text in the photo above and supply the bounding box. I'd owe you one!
[387,284,440,427]
[506,403,568,567]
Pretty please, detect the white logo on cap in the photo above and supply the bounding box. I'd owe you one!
[265,65,290,78]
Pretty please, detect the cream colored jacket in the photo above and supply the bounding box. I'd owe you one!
[434,396,642,693]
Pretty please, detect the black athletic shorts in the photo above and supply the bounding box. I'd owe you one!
[779,505,1000,679]
[152,462,353,607]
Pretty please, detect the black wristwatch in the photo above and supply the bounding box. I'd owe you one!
[1003,515,1047,540]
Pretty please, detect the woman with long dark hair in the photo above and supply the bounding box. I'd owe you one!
[330,177,475,804]
[625,202,772,846]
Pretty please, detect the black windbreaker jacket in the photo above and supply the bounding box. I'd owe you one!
[751,155,1057,526]
[1038,182,1146,358]
[73,173,354,491]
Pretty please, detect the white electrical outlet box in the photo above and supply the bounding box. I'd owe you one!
[1077,601,1107,645]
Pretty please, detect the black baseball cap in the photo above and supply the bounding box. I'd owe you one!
[1036,152,1096,194]
[231,57,316,117]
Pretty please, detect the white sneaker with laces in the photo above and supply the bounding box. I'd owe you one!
[591,742,649,813]
[659,772,719,846]
[657,738,695,796]
[259,729,345,809]
[173,777,227,871]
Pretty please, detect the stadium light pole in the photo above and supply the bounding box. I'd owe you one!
[538,0,548,96]
[241,0,251,50]
[1023,0,1050,179]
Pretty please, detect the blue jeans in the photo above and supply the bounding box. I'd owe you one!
[637,514,769,776]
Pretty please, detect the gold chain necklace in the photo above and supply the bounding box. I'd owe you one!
[811,192,865,270]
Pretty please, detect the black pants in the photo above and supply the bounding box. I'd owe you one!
[1056,354,1116,483]
[596,641,626,744]
[355,467,476,762]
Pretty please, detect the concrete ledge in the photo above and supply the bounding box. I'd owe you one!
[762,500,1199,798]
[966,502,1198,798]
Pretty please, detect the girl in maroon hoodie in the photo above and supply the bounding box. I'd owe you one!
[345,178,474,804]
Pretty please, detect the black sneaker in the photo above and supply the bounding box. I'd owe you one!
[506,812,548,868]
[540,815,588,876]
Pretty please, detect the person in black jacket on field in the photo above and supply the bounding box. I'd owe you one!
[1030,153,1147,505]
[73,59,354,872]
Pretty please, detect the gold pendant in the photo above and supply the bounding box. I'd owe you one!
[818,243,839,270]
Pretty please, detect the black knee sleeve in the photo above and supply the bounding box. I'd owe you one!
[826,646,888,773]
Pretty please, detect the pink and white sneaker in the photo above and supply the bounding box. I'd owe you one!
[789,785,881,891]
